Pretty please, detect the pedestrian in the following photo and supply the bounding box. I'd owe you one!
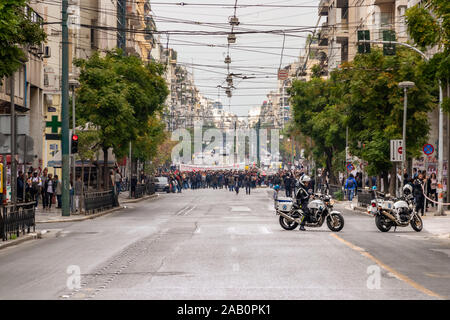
[345,174,357,202]
[41,168,49,209]
[413,173,426,216]
[245,174,251,195]
[115,169,122,195]
[54,175,62,208]
[427,172,438,209]
[74,176,83,213]
[44,173,54,210]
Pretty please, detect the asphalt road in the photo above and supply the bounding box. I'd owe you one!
[0,187,449,300]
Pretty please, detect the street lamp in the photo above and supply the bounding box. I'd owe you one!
[398,81,415,184]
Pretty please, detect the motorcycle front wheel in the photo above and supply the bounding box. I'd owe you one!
[326,213,344,232]
[410,215,423,232]
[279,215,299,230]
[375,214,392,232]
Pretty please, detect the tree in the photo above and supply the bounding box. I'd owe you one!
[76,129,100,190]
[406,0,450,112]
[342,49,434,192]
[289,77,346,183]
[74,49,168,189]
[0,0,46,78]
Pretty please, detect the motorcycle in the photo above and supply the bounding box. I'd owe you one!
[369,187,423,232]
[275,193,345,232]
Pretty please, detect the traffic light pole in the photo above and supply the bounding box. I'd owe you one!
[61,0,70,216]
[72,86,76,192]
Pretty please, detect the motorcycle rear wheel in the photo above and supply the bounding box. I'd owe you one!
[375,214,392,232]
[410,215,423,232]
[279,215,299,230]
[326,213,344,232]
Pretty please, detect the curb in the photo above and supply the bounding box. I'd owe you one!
[120,193,158,204]
[37,206,124,224]
[0,232,40,250]
[36,193,159,224]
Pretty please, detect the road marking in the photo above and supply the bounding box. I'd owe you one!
[231,206,251,212]
[183,205,196,216]
[330,233,444,299]
[231,247,237,253]
[259,226,272,234]
[430,249,450,258]
[232,263,240,272]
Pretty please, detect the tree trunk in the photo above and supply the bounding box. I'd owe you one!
[382,171,389,194]
[103,147,109,191]
[388,164,396,196]
[325,148,338,185]
[88,160,92,192]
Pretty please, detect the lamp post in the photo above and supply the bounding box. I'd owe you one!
[398,81,415,182]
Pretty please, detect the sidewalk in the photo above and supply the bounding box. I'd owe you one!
[35,191,158,223]
[340,199,450,239]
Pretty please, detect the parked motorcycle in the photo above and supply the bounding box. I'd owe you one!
[275,193,345,232]
[369,186,423,232]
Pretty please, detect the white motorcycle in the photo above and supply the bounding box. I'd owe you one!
[275,193,345,232]
[369,186,423,232]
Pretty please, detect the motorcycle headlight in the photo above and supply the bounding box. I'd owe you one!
[329,200,335,206]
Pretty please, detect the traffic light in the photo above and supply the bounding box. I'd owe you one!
[383,30,396,56]
[357,30,370,54]
[71,134,79,154]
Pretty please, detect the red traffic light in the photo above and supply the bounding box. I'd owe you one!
[72,134,78,141]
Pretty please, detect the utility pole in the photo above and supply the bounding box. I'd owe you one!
[256,119,260,168]
[61,0,70,216]
[399,81,415,181]
[10,75,16,205]
[437,81,444,215]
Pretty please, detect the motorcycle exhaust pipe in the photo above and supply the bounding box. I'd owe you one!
[279,211,302,224]
[382,211,397,222]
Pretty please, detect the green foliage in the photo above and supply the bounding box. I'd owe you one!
[333,190,344,201]
[405,6,441,50]
[74,49,169,160]
[343,49,433,176]
[76,130,100,162]
[290,48,434,180]
[0,0,46,78]
[406,0,450,88]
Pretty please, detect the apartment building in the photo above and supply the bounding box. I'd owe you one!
[0,3,46,172]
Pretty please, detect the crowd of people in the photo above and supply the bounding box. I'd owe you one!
[15,167,84,213]
[155,168,329,196]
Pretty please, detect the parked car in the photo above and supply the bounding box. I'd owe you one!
[154,177,170,193]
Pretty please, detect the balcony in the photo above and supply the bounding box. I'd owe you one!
[127,1,140,27]
[319,0,330,16]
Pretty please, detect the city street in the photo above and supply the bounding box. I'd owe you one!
[0,188,449,300]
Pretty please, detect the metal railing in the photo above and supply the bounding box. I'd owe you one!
[133,182,156,199]
[84,190,118,214]
[0,202,36,241]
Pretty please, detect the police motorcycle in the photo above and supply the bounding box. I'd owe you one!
[275,178,344,232]
[368,184,423,232]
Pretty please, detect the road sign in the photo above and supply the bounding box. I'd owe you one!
[347,163,354,171]
[423,144,434,156]
[278,69,289,80]
[390,139,404,162]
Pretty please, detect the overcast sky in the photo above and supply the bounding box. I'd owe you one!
[151,0,321,117]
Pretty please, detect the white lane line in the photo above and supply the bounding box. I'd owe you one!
[232,263,240,272]
[227,227,236,234]
[183,205,196,216]
[231,206,251,212]
[259,226,272,234]
[231,247,237,253]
